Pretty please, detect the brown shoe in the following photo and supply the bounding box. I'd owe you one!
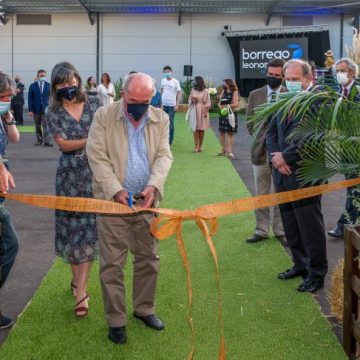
[75,293,89,318]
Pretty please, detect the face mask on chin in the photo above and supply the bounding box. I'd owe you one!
[285,80,303,92]
[126,102,150,121]
[336,72,349,86]
[0,101,11,115]
[56,86,77,101]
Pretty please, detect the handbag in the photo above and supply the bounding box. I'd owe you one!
[233,96,247,112]
[227,105,236,128]
[185,104,197,131]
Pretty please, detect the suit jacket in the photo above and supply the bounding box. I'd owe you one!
[246,85,287,165]
[11,81,25,105]
[28,81,50,114]
[266,109,301,190]
[86,100,173,202]
[342,83,360,102]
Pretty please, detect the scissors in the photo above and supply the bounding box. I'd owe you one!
[127,191,135,211]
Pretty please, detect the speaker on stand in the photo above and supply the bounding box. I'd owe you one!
[183,65,193,84]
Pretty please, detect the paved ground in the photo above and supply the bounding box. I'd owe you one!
[0,114,346,344]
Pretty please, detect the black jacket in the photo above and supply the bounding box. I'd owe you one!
[11,81,25,105]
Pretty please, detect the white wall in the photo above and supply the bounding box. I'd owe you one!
[0,13,96,97]
[313,14,354,60]
[0,11,354,103]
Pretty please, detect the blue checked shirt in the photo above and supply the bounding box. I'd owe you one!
[123,113,151,194]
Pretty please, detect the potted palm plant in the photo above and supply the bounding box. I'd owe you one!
[249,86,360,323]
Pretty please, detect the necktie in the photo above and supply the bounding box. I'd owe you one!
[343,87,348,98]
[269,92,277,103]
[40,82,43,94]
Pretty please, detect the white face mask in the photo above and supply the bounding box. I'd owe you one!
[336,72,349,86]
[0,101,11,115]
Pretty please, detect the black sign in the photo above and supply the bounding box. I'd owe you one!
[239,38,309,79]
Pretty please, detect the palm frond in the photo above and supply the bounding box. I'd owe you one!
[249,86,360,184]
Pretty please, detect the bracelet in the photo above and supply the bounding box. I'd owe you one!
[5,120,16,126]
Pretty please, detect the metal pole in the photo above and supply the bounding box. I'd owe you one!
[11,14,14,76]
[340,13,344,58]
[96,12,100,84]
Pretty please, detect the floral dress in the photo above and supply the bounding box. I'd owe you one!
[218,90,238,133]
[47,96,102,263]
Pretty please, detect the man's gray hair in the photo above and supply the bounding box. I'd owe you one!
[122,72,156,96]
[283,59,312,77]
[0,70,16,95]
[335,57,359,77]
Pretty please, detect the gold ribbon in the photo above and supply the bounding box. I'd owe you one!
[2,177,360,360]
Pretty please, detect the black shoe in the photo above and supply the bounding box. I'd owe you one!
[44,143,53,147]
[278,268,308,280]
[328,226,344,239]
[34,141,42,146]
[108,326,126,344]
[134,313,164,330]
[0,314,15,330]
[297,279,324,293]
[245,234,268,243]
[275,235,289,247]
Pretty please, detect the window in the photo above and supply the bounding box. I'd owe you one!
[17,14,51,25]
[282,16,313,27]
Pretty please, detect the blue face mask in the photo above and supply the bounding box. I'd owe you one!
[164,72,172,79]
[39,76,46,82]
[286,80,303,92]
[0,101,11,115]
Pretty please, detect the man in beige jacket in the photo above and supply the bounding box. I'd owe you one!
[245,58,287,245]
[86,72,173,345]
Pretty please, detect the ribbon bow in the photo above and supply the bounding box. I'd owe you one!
[151,210,225,360]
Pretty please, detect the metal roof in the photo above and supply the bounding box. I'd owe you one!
[1,0,360,16]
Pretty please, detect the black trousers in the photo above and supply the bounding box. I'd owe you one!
[0,207,19,289]
[12,104,24,125]
[276,182,328,282]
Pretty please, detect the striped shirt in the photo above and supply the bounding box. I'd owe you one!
[123,113,150,194]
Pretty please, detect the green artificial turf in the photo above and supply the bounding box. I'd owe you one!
[0,114,346,359]
[17,125,35,133]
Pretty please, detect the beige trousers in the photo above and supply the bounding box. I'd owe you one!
[97,213,159,327]
[253,163,284,237]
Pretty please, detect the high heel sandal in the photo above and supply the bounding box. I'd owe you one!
[75,293,89,318]
[217,149,226,156]
[70,282,77,298]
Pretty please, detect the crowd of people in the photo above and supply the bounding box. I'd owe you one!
[0,56,359,345]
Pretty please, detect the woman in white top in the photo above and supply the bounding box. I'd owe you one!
[97,73,115,105]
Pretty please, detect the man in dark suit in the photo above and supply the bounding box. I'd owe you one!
[266,59,327,293]
[28,69,52,146]
[10,75,25,126]
[328,58,360,239]
[245,58,287,245]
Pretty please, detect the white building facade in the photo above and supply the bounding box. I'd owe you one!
[0,12,354,99]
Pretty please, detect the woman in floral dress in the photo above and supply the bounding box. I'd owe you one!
[47,62,102,317]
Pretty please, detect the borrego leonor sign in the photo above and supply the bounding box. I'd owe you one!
[239,37,308,79]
